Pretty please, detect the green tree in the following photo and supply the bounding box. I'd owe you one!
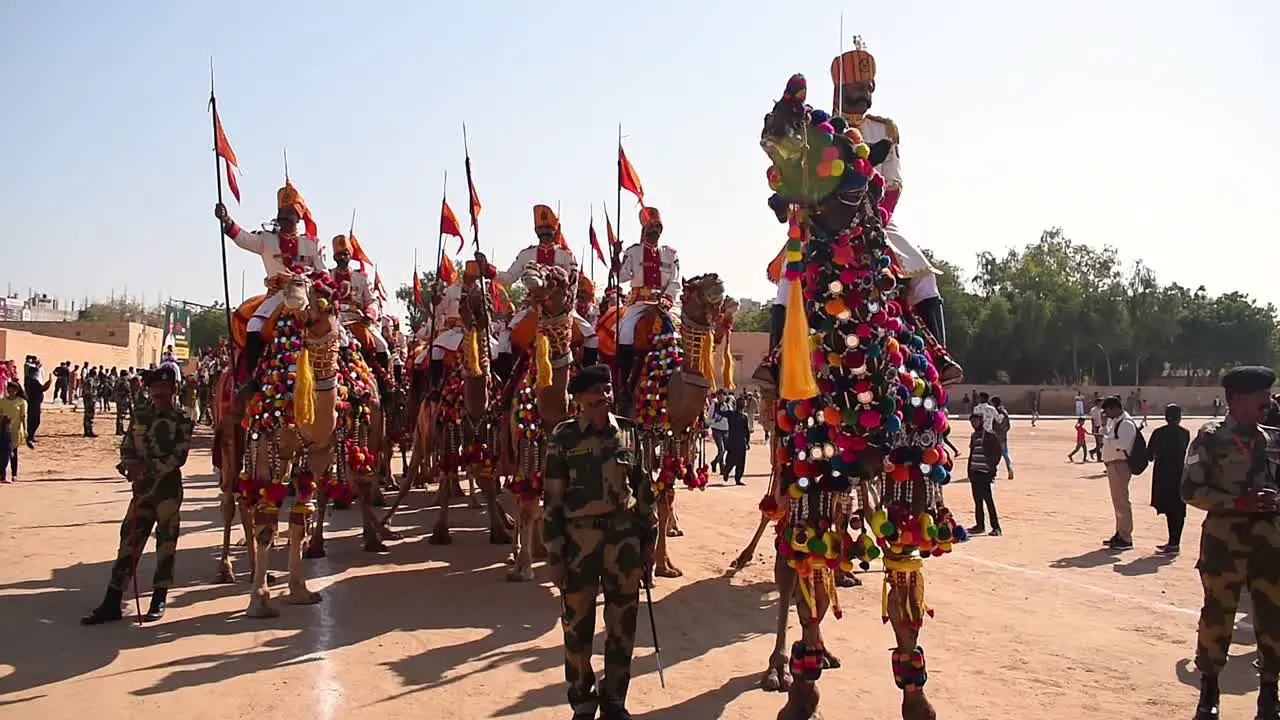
[188,304,231,352]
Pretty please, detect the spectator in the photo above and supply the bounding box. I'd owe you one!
[965,412,1003,536]
[23,356,51,446]
[1146,404,1191,554]
[1073,391,1085,418]
[1068,417,1089,463]
[991,396,1014,480]
[972,392,997,432]
[1089,398,1105,461]
[52,361,69,404]
[708,393,730,473]
[1,380,27,482]
[1101,395,1138,550]
[722,397,752,485]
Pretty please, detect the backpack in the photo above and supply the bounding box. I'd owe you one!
[1115,419,1149,475]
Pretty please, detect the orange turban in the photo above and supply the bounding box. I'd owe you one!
[578,275,595,295]
[831,49,876,85]
[463,260,496,280]
[533,204,559,230]
[277,180,308,216]
[331,234,349,253]
[639,206,662,227]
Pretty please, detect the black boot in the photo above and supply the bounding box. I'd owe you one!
[751,304,787,386]
[143,587,167,623]
[913,296,948,347]
[581,346,599,367]
[237,331,266,401]
[428,359,445,396]
[1259,680,1279,720]
[493,352,514,384]
[81,587,124,625]
[1195,673,1220,719]
[616,344,636,402]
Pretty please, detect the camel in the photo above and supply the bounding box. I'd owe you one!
[757,74,964,719]
[503,262,577,582]
[622,273,730,579]
[224,271,344,619]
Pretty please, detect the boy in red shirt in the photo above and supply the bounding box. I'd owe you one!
[1068,417,1088,463]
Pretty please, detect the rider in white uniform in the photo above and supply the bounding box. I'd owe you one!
[615,206,680,388]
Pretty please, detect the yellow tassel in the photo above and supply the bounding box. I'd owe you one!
[700,333,717,393]
[294,347,315,426]
[721,331,735,389]
[462,328,482,378]
[823,568,842,619]
[535,334,552,389]
[779,279,817,400]
[798,572,817,618]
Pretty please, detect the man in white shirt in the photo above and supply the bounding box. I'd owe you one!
[972,392,997,432]
[1088,398,1106,461]
[1100,395,1138,549]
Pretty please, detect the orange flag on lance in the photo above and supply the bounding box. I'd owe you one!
[214,109,240,203]
[438,254,459,285]
[604,206,619,251]
[618,144,644,205]
[440,199,464,252]
[413,271,424,307]
[347,232,373,268]
[589,216,606,266]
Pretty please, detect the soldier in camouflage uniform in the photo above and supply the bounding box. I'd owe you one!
[1184,365,1280,720]
[113,372,132,436]
[81,365,194,625]
[543,364,658,720]
[82,369,97,437]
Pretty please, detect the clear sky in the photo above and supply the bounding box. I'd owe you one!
[2,1,1277,318]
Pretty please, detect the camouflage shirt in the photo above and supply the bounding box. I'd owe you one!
[118,403,195,494]
[1181,415,1280,513]
[542,413,657,559]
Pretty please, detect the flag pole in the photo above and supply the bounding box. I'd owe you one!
[462,122,491,332]
[589,204,595,284]
[208,58,235,366]
[425,170,448,352]
[613,124,623,385]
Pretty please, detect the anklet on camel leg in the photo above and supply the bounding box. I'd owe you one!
[891,646,928,691]
[789,640,827,682]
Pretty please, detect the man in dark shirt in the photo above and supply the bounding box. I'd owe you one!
[721,397,752,485]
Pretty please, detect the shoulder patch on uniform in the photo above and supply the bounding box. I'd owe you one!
[866,114,899,143]
[551,419,578,441]
[567,447,591,456]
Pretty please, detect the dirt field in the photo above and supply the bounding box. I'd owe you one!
[0,407,1261,719]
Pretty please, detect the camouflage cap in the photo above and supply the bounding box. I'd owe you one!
[1222,365,1276,395]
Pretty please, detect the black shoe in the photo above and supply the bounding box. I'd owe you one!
[600,707,632,720]
[967,525,986,535]
[571,713,596,720]
[1259,680,1279,720]
[1102,534,1121,546]
[143,588,167,622]
[989,527,1003,537]
[1108,537,1134,550]
[81,588,124,625]
[1194,673,1220,719]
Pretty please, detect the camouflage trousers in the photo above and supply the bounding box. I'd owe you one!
[559,515,646,717]
[108,476,183,593]
[115,403,130,435]
[1195,513,1280,681]
[83,397,95,435]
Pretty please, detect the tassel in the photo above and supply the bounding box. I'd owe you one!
[700,333,717,393]
[721,331,735,389]
[779,279,817,400]
[823,568,842,619]
[797,571,817,618]
[294,347,315,426]
[462,328,482,378]
[535,334,552,389]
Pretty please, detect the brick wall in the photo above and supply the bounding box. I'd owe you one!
[0,322,164,369]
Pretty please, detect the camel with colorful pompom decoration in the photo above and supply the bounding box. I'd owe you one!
[502,261,578,582]
[758,74,964,720]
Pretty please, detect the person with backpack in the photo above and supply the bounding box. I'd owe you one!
[991,396,1013,480]
[1101,395,1145,550]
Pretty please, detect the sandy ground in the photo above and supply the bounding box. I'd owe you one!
[0,406,1264,719]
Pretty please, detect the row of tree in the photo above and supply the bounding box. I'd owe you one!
[733,228,1280,384]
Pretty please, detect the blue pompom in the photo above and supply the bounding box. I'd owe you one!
[931,465,949,483]
[954,525,969,542]
[811,109,831,124]
[884,415,902,433]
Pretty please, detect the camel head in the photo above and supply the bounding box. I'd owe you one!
[680,273,727,327]
[278,270,339,340]
[761,73,892,223]
[520,262,575,317]
[458,280,491,333]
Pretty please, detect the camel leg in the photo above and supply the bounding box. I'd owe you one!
[479,474,513,544]
[216,490,238,583]
[668,497,684,537]
[732,514,771,571]
[654,493,682,578]
[888,574,937,720]
[468,474,483,508]
[304,493,329,559]
[762,553,796,692]
[359,482,389,553]
[245,515,280,618]
[429,471,455,544]
[530,515,548,560]
[780,571,831,720]
[285,513,322,605]
[507,499,537,582]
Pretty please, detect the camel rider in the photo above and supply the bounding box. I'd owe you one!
[215,181,323,395]
[491,282,517,384]
[330,234,391,370]
[425,259,494,392]
[755,38,960,388]
[382,315,407,384]
[615,206,680,392]
[499,204,600,369]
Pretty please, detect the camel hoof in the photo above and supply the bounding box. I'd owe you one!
[778,668,794,692]
[489,528,513,545]
[902,690,936,720]
[835,573,860,588]
[655,566,683,578]
[379,526,404,541]
[245,595,280,619]
[729,552,753,571]
[303,542,326,559]
[285,590,323,605]
[761,667,783,692]
[215,564,237,584]
[506,567,535,582]
[428,529,453,545]
[822,649,841,669]
[235,537,248,547]
[363,539,389,553]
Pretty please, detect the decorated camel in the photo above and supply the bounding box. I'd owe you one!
[755,75,964,720]
[503,261,578,581]
[620,273,730,578]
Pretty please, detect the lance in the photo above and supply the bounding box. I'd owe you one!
[424,170,448,355]
[462,123,492,333]
[613,124,624,386]
[208,58,235,367]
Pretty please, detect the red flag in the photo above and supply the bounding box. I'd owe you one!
[348,232,373,268]
[604,206,619,251]
[618,144,644,204]
[374,271,387,301]
[438,254,459,285]
[589,217,606,266]
[440,199,464,253]
[413,271,424,307]
[465,155,481,239]
[489,278,506,313]
[214,109,241,203]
